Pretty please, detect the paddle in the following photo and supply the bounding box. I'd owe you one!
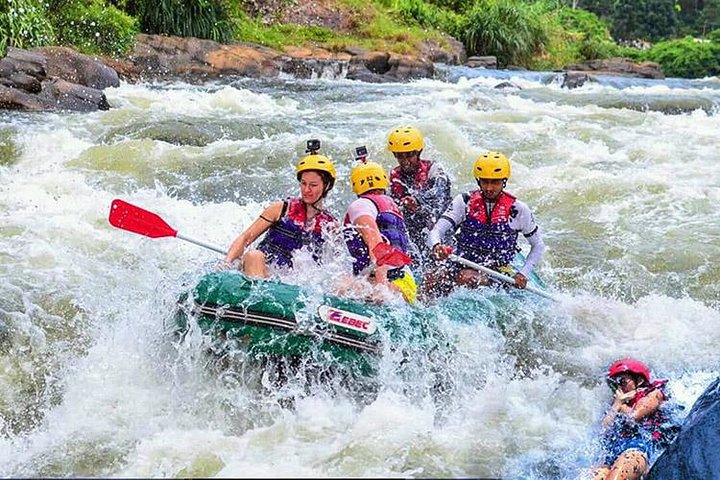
[449,254,559,301]
[108,199,227,255]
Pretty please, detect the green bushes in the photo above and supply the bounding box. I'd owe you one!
[559,7,620,60]
[0,0,55,56]
[461,0,550,67]
[645,36,720,77]
[393,0,464,37]
[135,0,234,43]
[50,0,138,56]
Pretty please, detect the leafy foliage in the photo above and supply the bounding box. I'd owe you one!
[461,0,551,66]
[708,28,720,42]
[393,0,464,37]
[0,0,55,56]
[611,0,679,42]
[645,36,720,77]
[135,0,234,43]
[49,0,138,56]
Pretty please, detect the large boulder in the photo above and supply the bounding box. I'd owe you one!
[0,47,110,112]
[420,37,466,65]
[647,377,720,480]
[34,46,119,89]
[37,78,110,112]
[129,34,282,79]
[465,56,497,69]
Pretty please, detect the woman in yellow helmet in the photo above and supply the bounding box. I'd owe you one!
[342,149,417,303]
[223,140,337,278]
[423,151,545,298]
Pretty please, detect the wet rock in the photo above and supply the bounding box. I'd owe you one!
[0,84,45,110]
[386,53,433,80]
[0,46,112,111]
[0,48,47,81]
[129,34,282,79]
[561,71,589,89]
[563,57,664,79]
[0,71,42,93]
[494,81,521,90]
[647,377,720,480]
[465,56,497,69]
[420,37,466,65]
[281,57,347,79]
[37,78,110,112]
[34,46,119,89]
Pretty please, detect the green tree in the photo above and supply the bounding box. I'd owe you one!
[611,0,678,41]
[699,0,720,33]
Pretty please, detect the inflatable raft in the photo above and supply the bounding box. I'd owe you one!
[174,271,434,377]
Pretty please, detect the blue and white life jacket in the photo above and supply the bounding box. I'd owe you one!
[258,197,335,268]
[455,190,519,269]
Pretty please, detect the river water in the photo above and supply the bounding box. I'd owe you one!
[0,67,718,478]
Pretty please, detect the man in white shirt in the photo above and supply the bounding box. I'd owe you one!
[423,151,545,298]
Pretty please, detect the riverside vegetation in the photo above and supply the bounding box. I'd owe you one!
[1,0,719,78]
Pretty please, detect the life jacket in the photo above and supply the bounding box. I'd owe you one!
[343,193,411,280]
[455,190,519,269]
[390,160,431,199]
[258,197,336,268]
[607,379,681,450]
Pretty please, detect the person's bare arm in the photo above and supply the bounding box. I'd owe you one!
[630,389,664,422]
[354,214,389,283]
[224,201,284,263]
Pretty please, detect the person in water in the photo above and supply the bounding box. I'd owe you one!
[342,149,417,303]
[587,358,680,480]
[386,126,452,266]
[422,151,545,298]
[223,140,337,278]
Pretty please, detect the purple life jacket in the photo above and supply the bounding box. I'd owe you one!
[455,190,518,269]
[343,193,410,279]
[258,197,336,268]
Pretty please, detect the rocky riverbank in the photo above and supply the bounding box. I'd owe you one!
[0,33,664,112]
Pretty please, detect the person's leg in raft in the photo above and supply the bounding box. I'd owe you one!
[606,449,648,480]
[242,249,269,278]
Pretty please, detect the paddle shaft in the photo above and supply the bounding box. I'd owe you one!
[449,254,558,301]
[176,232,227,256]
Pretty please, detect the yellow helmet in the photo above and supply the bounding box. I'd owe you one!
[350,161,389,195]
[296,153,336,192]
[387,126,424,153]
[473,151,511,180]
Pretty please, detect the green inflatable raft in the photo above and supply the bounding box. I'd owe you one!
[174,271,436,377]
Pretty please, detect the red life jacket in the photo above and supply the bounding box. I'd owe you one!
[390,160,431,199]
[617,379,679,448]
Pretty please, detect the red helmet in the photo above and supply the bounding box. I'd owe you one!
[608,358,651,384]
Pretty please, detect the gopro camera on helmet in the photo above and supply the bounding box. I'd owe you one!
[354,145,368,162]
[306,139,321,154]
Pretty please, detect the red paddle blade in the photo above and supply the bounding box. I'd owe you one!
[108,199,178,239]
[373,243,412,268]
